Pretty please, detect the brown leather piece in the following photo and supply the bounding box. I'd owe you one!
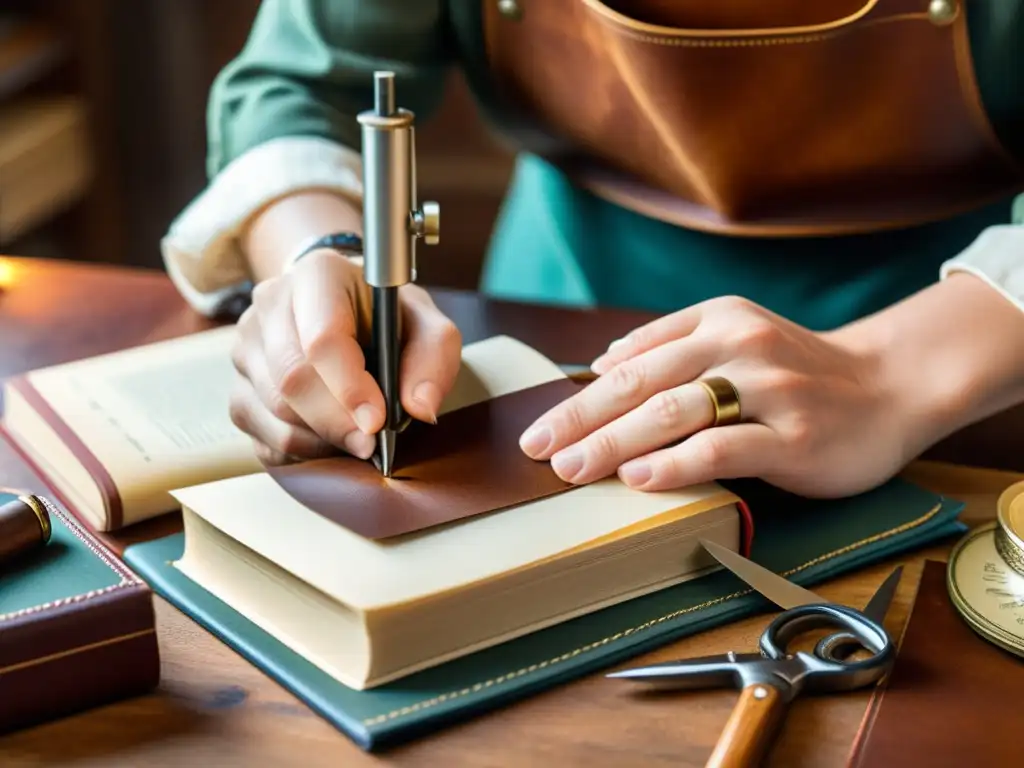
[268,377,587,539]
[0,496,46,567]
[846,560,1024,767]
[482,0,1024,235]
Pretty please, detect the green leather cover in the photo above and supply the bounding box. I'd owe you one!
[0,490,122,614]
[123,476,964,751]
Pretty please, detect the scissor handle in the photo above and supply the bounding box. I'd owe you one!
[705,683,788,768]
[759,604,895,690]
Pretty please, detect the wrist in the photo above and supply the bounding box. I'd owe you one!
[828,272,1024,457]
[826,315,948,461]
[241,190,363,281]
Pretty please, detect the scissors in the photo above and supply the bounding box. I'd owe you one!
[608,540,903,768]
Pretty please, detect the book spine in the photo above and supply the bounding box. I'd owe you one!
[0,584,160,734]
[3,376,123,529]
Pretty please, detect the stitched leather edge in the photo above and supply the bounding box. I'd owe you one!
[582,0,884,39]
[0,495,142,623]
[592,12,933,47]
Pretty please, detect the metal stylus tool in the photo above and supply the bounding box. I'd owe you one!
[357,71,440,476]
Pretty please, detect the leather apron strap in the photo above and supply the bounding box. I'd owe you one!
[482,0,1024,236]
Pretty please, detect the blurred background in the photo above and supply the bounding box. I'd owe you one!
[1,0,515,290]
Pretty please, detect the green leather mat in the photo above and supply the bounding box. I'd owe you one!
[124,476,964,750]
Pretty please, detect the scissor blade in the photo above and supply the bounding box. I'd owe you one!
[606,652,765,690]
[861,565,904,624]
[700,539,827,610]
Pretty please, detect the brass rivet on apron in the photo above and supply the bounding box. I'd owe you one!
[497,0,522,20]
[927,0,957,25]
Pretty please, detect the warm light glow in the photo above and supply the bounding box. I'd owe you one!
[0,258,18,288]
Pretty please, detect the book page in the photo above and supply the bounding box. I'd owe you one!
[22,327,262,514]
[440,335,567,413]
[174,472,737,612]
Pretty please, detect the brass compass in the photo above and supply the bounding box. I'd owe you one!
[947,481,1024,658]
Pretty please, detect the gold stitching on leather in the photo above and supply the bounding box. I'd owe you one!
[583,0,881,39]
[599,13,932,47]
[362,500,945,726]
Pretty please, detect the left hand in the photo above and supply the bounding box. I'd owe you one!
[518,295,914,498]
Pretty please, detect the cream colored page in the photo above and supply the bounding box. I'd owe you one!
[439,334,566,413]
[26,326,261,513]
[173,473,730,612]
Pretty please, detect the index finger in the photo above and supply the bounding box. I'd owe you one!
[291,254,385,433]
[520,335,715,460]
[591,305,702,373]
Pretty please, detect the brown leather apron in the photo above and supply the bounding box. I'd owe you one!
[482,0,1024,236]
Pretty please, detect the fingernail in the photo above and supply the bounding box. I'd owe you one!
[342,430,375,460]
[619,461,652,487]
[411,381,441,422]
[353,404,378,434]
[519,424,553,457]
[608,336,628,350]
[590,355,610,374]
[552,448,584,481]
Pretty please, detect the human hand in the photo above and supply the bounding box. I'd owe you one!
[518,296,914,498]
[229,249,462,465]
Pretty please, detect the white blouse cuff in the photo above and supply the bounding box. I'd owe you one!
[160,136,364,316]
[940,225,1024,313]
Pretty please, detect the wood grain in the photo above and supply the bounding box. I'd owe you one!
[0,257,1021,767]
[707,684,787,768]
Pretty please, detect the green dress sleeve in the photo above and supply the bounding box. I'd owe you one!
[205,0,454,179]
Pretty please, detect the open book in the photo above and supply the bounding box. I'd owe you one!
[0,327,261,531]
[169,336,747,690]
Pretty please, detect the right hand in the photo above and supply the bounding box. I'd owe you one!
[229,249,462,465]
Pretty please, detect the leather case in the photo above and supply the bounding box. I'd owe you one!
[0,491,160,734]
[123,476,964,751]
[846,558,1024,768]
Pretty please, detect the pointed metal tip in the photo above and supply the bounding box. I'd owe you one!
[605,669,649,681]
[377,430,396,477]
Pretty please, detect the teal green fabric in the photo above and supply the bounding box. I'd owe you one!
[479,155,1017,328]
[205,0,1024,328]
[123,477,964,751]
[0,492,121,615]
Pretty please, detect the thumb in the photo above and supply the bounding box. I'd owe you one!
[398,287,462,423]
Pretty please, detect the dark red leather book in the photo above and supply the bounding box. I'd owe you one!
[0,491,160,734]
[846,559,1024,768]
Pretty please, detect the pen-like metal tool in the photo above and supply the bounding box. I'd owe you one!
[357,71,440,476]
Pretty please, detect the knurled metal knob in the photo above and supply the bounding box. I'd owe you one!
[412,201,440,246]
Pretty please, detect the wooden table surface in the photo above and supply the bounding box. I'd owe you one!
[0,256,1021,767]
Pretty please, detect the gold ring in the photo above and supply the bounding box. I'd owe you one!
[697,377,742,427]
[19,493,51,544]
